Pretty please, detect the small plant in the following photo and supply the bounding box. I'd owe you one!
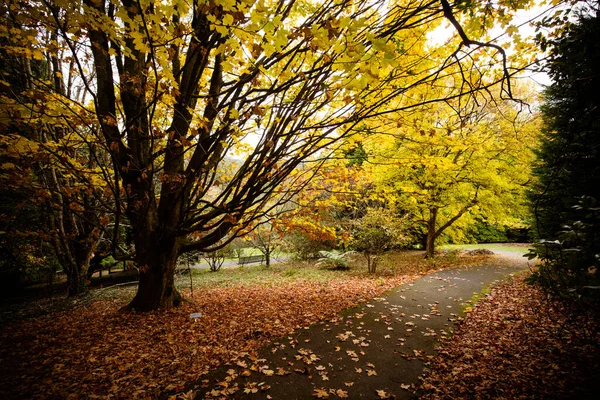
[315,250,355,270]
[348,208,407,273]
[284,231,337,260]
[202,245,233,272]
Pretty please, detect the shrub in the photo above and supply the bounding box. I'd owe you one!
[284,231,336,260]
[348,208,407,273]
[202,246,233,272]
[315,250,355,270]
[526,196,600,317]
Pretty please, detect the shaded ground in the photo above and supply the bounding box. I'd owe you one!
[182,255,527,399]
[8,250,574,399]
[419,275,600,399]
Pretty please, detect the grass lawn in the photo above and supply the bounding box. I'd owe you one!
[176,250,480,290]
[187,247,291,266]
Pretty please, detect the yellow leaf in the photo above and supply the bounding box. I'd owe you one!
[376,390,391,399]
[222,14,234,26]
[32,49,45,60]
[312,388,329,398]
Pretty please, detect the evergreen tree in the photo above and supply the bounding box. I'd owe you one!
[529,6,600,311]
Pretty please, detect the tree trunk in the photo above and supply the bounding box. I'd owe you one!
[66,243,93,296]
[425,201,475,259]
[425,208,438,258]
[265,248,271,268]
[365,252,376,273]
[127,235,182,311]
[67,265,87,296]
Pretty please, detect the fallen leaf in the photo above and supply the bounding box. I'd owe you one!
[376,389,393,398]
[312,388,329,398]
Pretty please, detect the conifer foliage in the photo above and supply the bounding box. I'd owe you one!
[529,5,600,312]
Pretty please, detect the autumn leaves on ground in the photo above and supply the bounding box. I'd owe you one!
[1,252,597,399]
[419,275,600,399]
[0,252,442,399]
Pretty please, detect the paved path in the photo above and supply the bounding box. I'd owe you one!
[189,256,291,270]
[187,254,527,399]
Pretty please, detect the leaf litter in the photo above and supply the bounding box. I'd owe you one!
[418,275,600,399]
[0,276,421,399]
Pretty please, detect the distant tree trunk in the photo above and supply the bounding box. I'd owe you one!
[425,208,438,258]
[187,258,194,299]
[265,247,271,268]
[60,241,96,296]
[88,253,103,279]
[425,201,476,258]
[365,252,377,273]
[48,199,101,296]
[66,267,86,296]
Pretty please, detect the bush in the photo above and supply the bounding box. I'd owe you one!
[202,246,233,272]
[526,197,600,317]
[467,221,508,243]
[315,250,355,270]
[348,208,407,273]
[284,231,336,260]
[528,11,600,320]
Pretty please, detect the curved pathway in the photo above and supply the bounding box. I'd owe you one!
[185,254,528,399]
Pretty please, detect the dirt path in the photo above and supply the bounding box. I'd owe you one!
[183,255,528,399]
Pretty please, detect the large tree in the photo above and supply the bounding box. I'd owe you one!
[0,14,109,295]
[366,84,539,257]
[529,4,600,306]
[1,0,535,310]
[531,7,600,238]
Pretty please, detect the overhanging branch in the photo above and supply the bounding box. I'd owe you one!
[440,0,513,99]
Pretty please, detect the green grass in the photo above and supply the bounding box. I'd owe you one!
[175,260,347,290]
[441,243,531,254]
[175,250,483,292]
[460,286,492,314]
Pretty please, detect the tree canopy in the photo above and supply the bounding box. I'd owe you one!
[365,83,539,256]
[0,0,542,309]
